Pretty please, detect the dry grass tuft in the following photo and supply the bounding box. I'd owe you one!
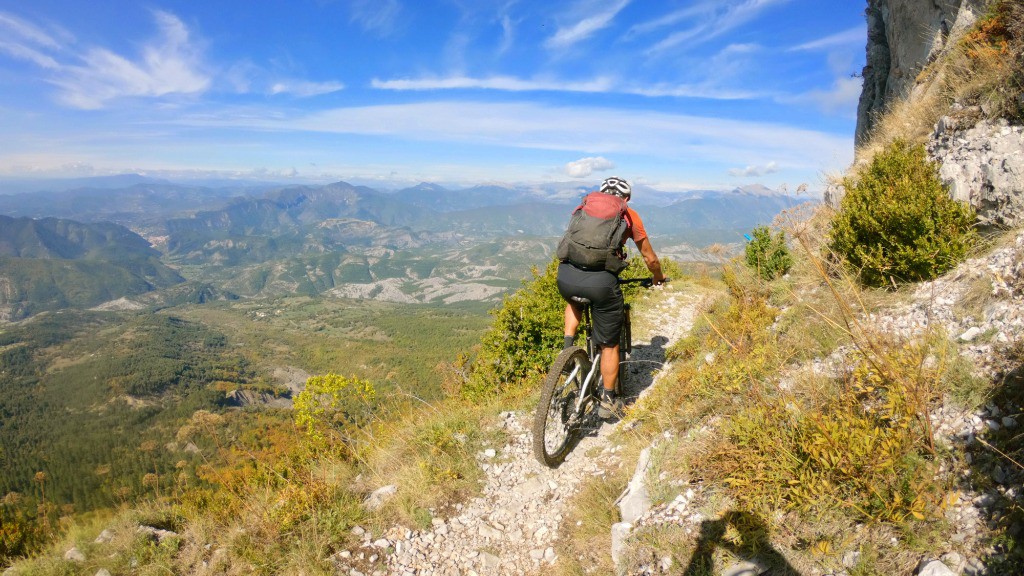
[593,204,986,573]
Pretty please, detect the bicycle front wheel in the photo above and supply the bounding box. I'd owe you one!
[533,347,591,467]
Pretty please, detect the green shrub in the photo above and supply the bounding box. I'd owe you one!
[828,140,979,287]
[461,258,566,399]
[293,373,377,453]
[744,225,792,280]
[460,255,680,399]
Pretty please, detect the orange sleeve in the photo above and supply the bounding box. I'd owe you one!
[626,207,647,243]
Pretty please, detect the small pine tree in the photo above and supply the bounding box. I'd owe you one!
[829,139,979,287]
[744,226,792,281]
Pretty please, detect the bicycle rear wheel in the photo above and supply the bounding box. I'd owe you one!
[533,347,591,467]
[616,304,631,395]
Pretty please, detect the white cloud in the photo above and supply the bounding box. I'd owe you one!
[0,11,65,68]
[1,10,344,108]
[545,0,631,49]
[789,26,866,52]
[0,12,62,49]
[786,76,862,116]
[270,79,345,97]
[179,100,852,174]
[0,40,60,69]
[565,156,614,178]
[52,13,210,109]
[498,12,515,55]
[14,10,210,109]
[627,1,714,37]
[373,75,614,92]
[729,161,778,177]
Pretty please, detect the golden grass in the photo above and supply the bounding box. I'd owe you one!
[564,202,986,574]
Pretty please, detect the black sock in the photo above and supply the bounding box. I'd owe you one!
[563,336,574,349]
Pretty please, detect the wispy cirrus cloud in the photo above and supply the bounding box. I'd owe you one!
[50,11,210,109]
[625,1,715,38]
[497,8,517,55]
[0,40,61,69]
[643,0,792,54]
[372,75,614,92]
[0,12,63,49]
[270,79,345,97]
[0,10,211,109]
[545,0,631,49]
[783,75,862,116]
[372,74,761,99]
[0,10,346,108]
[565,156,614,178]
[178,100,852,174]
[349,0,403,37]
[0,11,64,68]
[789,26,866,52]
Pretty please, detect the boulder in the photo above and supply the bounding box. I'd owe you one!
[929,119,1024,231]
[918,558,957,576]
[610,522,633,568]
[617,446,653,523]
[365,484,398,510]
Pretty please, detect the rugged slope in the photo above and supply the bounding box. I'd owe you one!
[856,0,987,144]
[329,287,707,575]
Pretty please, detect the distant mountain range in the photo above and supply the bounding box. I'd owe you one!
[0,176,817,315]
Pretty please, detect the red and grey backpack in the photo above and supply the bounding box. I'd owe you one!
[556,191,629,274]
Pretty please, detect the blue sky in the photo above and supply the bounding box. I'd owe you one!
[0,0,866,191]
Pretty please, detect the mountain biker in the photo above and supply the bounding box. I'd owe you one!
[556,176,666,418]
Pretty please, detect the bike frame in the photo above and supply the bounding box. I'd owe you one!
[533,275,659,467]
[567,297,616,418]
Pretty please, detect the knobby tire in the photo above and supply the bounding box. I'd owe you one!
[616,305,631,395]
[533,346,591,467]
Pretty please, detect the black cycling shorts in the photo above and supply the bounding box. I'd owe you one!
[556,262,623,348]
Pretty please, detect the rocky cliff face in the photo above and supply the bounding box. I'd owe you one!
[856,0,986,145]
[929,115,1024,230]
[849,0,1024,228]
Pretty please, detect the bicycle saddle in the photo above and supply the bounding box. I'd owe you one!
[570,296,591,305]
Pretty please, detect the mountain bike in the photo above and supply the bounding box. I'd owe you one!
[532,277,660,467]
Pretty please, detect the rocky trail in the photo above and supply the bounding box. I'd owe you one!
[332,288,703,576]
[332,231,1024,576]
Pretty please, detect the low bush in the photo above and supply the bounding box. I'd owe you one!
[459,255,681,399]
[460,258,565,399]
[829,139,978,287]
[293,373,378,455]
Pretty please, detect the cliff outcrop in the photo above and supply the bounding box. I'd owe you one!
[856,0,987,145]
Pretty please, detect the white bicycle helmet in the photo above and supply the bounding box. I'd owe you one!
[599,176,631,200]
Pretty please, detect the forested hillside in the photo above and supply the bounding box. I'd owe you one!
[0,216,184,319]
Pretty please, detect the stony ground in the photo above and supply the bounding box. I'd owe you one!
[331,288,703,576]
[330,232,1024,576]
